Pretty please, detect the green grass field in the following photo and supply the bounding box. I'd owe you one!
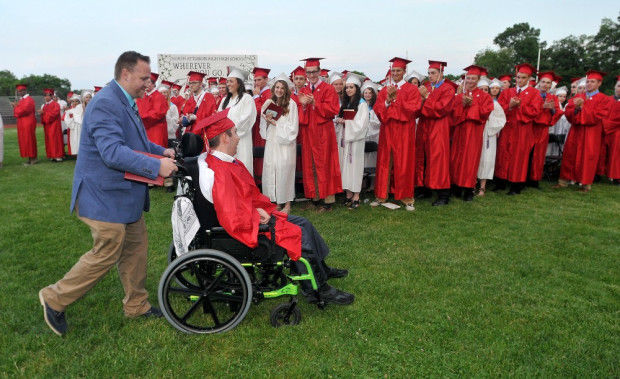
[0,127,618,377]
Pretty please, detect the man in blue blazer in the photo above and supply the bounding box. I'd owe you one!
[39,51,178,336]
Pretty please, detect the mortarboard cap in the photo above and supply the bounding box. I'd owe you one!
[43,88,54,95]
[585,70,606,81]
[462,65,486,77]
[389,57,411,69]
[292,66,306,77]
[94,86,102,92]
[428,60,447,70]
[227,66,250,81]
[252,67,271,78]
[188,71,206,82]
[269,73,294,89]
[15,84,27,91]
[192,108,235,139]
[301,57,324,68]
[498,74,512,82]
[515,63,536,76]
[345,73,364,87]
[150,72,159,83]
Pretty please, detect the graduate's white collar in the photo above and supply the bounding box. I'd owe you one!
[22,94,30,99]
[210,150,235,162]
[147,89,156,96]
[517,84,528,92]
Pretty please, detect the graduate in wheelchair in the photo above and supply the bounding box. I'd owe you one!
[159,109,354,334]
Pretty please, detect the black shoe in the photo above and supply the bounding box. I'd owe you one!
[319,285,355,305]
[347,200,360,210]
[141,306,163,318]
[432,198,449,206]
[39,290,67,336]
[526,180,539,188]
[463,189,474,202]
[451,186,462,198]
[327,267,349,279]
[415,188,432,199]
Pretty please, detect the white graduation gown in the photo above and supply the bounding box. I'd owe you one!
[260,100,299,204]
[477,99,506,180]
[364,107,381,169]
[219,93,257,176]
[166,103,179,139]
[0,114,4,164]
[341,101,369,192]
[334,99,344,169]
[65,105,84,155]
[547,103,570,157]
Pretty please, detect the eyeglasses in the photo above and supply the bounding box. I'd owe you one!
[306,70,319,75]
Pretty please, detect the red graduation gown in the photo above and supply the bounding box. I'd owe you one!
[13,96,38,158]
[602,97,620,179]
[137,90,168,147]
[495,86,542,183]
[41,101,64,159]
[207,154,301,260]
[253,88,271,179]
[560,92,610,185]
[182,92,217,125]
[373,82,421,200]
[417,81,456,190]
[450,88,494,188]
[171,95,185,117]
[298,81,342,199]
[529,93,563,181]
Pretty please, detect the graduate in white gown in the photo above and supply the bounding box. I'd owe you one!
[547,86,570,157]
[218,66,257,176]
[336,73,369,209]
[361,81,381,170]
[157,84,179,146]
[64,93,85,155]
[259,74,299,214]
[477,78,506,195]
[329,72,345,168]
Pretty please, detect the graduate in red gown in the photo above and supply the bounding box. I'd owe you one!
[169,83,185,117]
[602,77,620,184]
[297,58,342,211]
[136,72,169,147]
[417,60,456,206]
[180,71,217,132]
[450,65,494,201]
[192,110,354,305]
[215,77,227,110]
[39,88,64,161]
[555,70,610,191]
[371,57,421,210]
[498,74,512,91]
[252,67,271,181]
[527,71,563,187]
[494,63,543,195]
[11,84,38,165]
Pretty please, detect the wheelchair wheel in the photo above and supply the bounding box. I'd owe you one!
[166,242,197,289]
[270,302,301,327]
[158,249,253,334]
[167,242,177,263]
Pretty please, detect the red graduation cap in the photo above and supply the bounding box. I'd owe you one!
[43,88,54,95]
[616,75,620,82]
[320,68,330,76]
[529,79,536,86]
[498,74,512,82]
[207,77,218,85]
[301,58,324,69]
[188,71,206,82]
[428,60,447,70]
[94,86,102,92]
[67,91,74,97]
[515,63,536,76]
[462,65,486,76]
[218,77,227,84]
[570,77,581,84]
[252,67,271,78]
[150,72,159,82]
[538,71,555,81]
[585,70,606,81]
[161,80,174,87]
[15,84,27,91]
[480,67,489,77]
[389,57,411,69]
[291,66,306,77]
[192,108,234,139]
[171,83,182,90]
[341,69,349,75]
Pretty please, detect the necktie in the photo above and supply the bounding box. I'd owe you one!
[132,103,139,118]
[517,89,521,94]
[311,85,315,93]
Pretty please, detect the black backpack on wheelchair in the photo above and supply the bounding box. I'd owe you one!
[158,133,323,334]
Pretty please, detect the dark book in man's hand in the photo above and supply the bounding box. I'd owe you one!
[263,102,284,121]
[124,151,165,186]
[343,109,357,121]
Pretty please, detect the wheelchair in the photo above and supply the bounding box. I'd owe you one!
[158,133,325,334]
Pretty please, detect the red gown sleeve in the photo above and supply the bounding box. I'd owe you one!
[313,85,340,120]
[421,84,454,119]
[550,95,564,125]
[373,88,388,123]
[518,90,542,122]
[140,93,168,125]
[580,94,610,126]
[564,97,579,124]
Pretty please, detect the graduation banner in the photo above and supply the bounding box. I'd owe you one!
[157,54,258,84]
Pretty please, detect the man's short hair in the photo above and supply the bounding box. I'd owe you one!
[114,51,150,80]
[208,129,233,149]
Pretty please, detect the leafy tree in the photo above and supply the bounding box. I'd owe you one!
[0,70,18,96]
[474,48,515,78]
[585,15,619,92]
[19,73,72,97]
[493,22,547,65]
[543,35,589,87]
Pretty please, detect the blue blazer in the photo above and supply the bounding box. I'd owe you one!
[70,80,165,223]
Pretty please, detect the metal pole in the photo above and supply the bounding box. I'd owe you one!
[536,47,541,81]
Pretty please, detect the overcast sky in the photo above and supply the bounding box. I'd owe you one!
[1,0,617,89]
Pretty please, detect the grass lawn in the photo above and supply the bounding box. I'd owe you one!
[0,127,618,377]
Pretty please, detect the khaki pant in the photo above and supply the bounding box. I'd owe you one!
[41,210,151,317]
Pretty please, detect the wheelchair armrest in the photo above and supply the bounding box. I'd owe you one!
[208,224,270,235]
[258,224,270,232]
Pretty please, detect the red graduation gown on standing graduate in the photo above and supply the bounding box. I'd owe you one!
[602,96,620,180]
[207,153,301,260]
[137,90,169,147]
[41,101,64,159]
[450,88,494,188]
[495,86,542,183]
[253,87,271,180]
[298,80,342,199]
[13,95,37,158]
[529,92,563,181]
[182,92,217,125]
[417,81,456,190]
[171,95,185,117]
[373,81,422,200]
[559,92,610,185]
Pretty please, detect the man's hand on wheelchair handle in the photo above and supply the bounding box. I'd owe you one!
[257,208,271,224]
[159,157,178,177]
[163,148,175,159]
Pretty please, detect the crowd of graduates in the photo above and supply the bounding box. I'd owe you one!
[9,57,620,212]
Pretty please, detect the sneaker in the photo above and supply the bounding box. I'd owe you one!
[404,203,415,211]
[327,267,349,279]
[39,290,67,336]
[319,285,355,305]
[141,306,164,318]
[369,199,383,207]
